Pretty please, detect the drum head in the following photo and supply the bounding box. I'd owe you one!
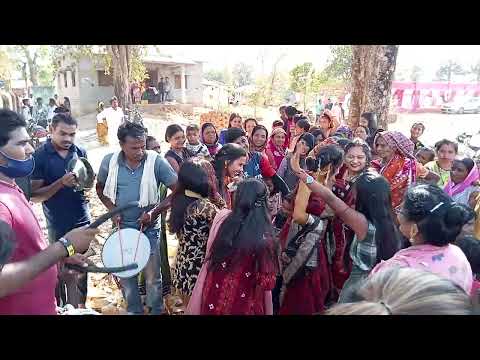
[102,228,151,278]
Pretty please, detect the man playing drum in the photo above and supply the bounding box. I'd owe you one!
[96,122,177,315]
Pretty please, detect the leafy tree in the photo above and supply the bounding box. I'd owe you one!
[0,48,14,82]
[469,60,480,83]
[321,45,352,83]
[204,69,225,83]
[435,60,465,82]
[290,62,316,111]
[51,45,148,108]
[410,65,423,82]
[232,62,253,87]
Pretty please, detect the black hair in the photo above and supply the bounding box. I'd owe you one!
[336,137,351,150]
[411,122,426,132]
[0,110,27,147]
[295,118,311,132]
[402,184,473,246]
[118,121,146,143]
[251,124,268,139]
[360,112,378,133]
[272,120,284,128]
[51,113,78,128]
[186,124,200,133]
[201,122,219,143]
[355,125,370,136]
[355,171,402,263]
[285,106,297,117]
[213,143,247,200]
[207,178,278,272]
[415,147,435,162]
[228,113,242,128]
[22,99,29,105]
[456,235,480,275]
[225,127,246,144]
[344,138,372,165]
[434,139,458,154]
[168,159,210,235]
[53,105,69,114]
[310,128,326,142]
[297,132,315,152]
[49,98,56,106]
[305,144,344,173]
[165,124,184,142]
[146,135,158,149]
[453,157,475,174]
[244,118,258,131]
[0,220,15,268]
[36,97,42,103]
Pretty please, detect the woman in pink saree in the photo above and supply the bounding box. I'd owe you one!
[444,157,480,207]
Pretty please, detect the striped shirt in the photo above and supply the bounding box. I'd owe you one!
[349,222,377,272]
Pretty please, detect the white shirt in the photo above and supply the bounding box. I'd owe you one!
[47,105,57,121]
[97,107,124,124]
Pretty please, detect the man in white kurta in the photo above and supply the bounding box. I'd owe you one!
[97,96,124,148]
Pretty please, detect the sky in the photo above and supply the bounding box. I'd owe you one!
[157,45,480,81]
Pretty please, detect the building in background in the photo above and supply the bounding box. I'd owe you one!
[55,53,204,117]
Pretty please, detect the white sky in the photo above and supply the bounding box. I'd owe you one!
[158,45,480,81]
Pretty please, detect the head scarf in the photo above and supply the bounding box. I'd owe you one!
[334,125,353,139]
[201,122,222,156]
[444,161,480,197]
[321,109,340,135]
[376,131,415,159]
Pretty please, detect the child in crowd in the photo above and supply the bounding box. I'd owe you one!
[415,147,435,165]
[288,117,311,152]
[272,120,284,130]
[425,139,458,187]
[415,147,440,185]
[185,124,211,160]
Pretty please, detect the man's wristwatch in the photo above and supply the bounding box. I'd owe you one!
[58,237,75,257]
[305,175,314,185]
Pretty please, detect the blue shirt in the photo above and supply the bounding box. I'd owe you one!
[244,152,262,179]
[32,139,91,238]
[97,152,177,230]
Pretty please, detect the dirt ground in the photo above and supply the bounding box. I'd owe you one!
[31,107,480,314]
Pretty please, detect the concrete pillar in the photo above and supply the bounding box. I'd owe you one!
[180,65,186,104]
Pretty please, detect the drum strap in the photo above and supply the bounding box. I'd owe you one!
[116,220,144,266]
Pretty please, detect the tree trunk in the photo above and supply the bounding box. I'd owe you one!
[348,45,399,130]
[20,46,38,86]
[107,45,132,110]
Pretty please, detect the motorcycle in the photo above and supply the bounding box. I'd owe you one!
[457,131,480,165]
[26,119,49,150]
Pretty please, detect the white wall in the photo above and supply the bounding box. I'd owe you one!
[56,56,81,116]
[78,57,114,115]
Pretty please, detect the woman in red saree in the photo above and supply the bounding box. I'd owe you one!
[186,178,279,315]
[278,143,344,314]
[371,131,417,213]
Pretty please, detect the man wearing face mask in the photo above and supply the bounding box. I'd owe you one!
[31,113,91,308]
[0,110,98,314]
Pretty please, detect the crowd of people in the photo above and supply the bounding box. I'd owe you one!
[0,101,480,315]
